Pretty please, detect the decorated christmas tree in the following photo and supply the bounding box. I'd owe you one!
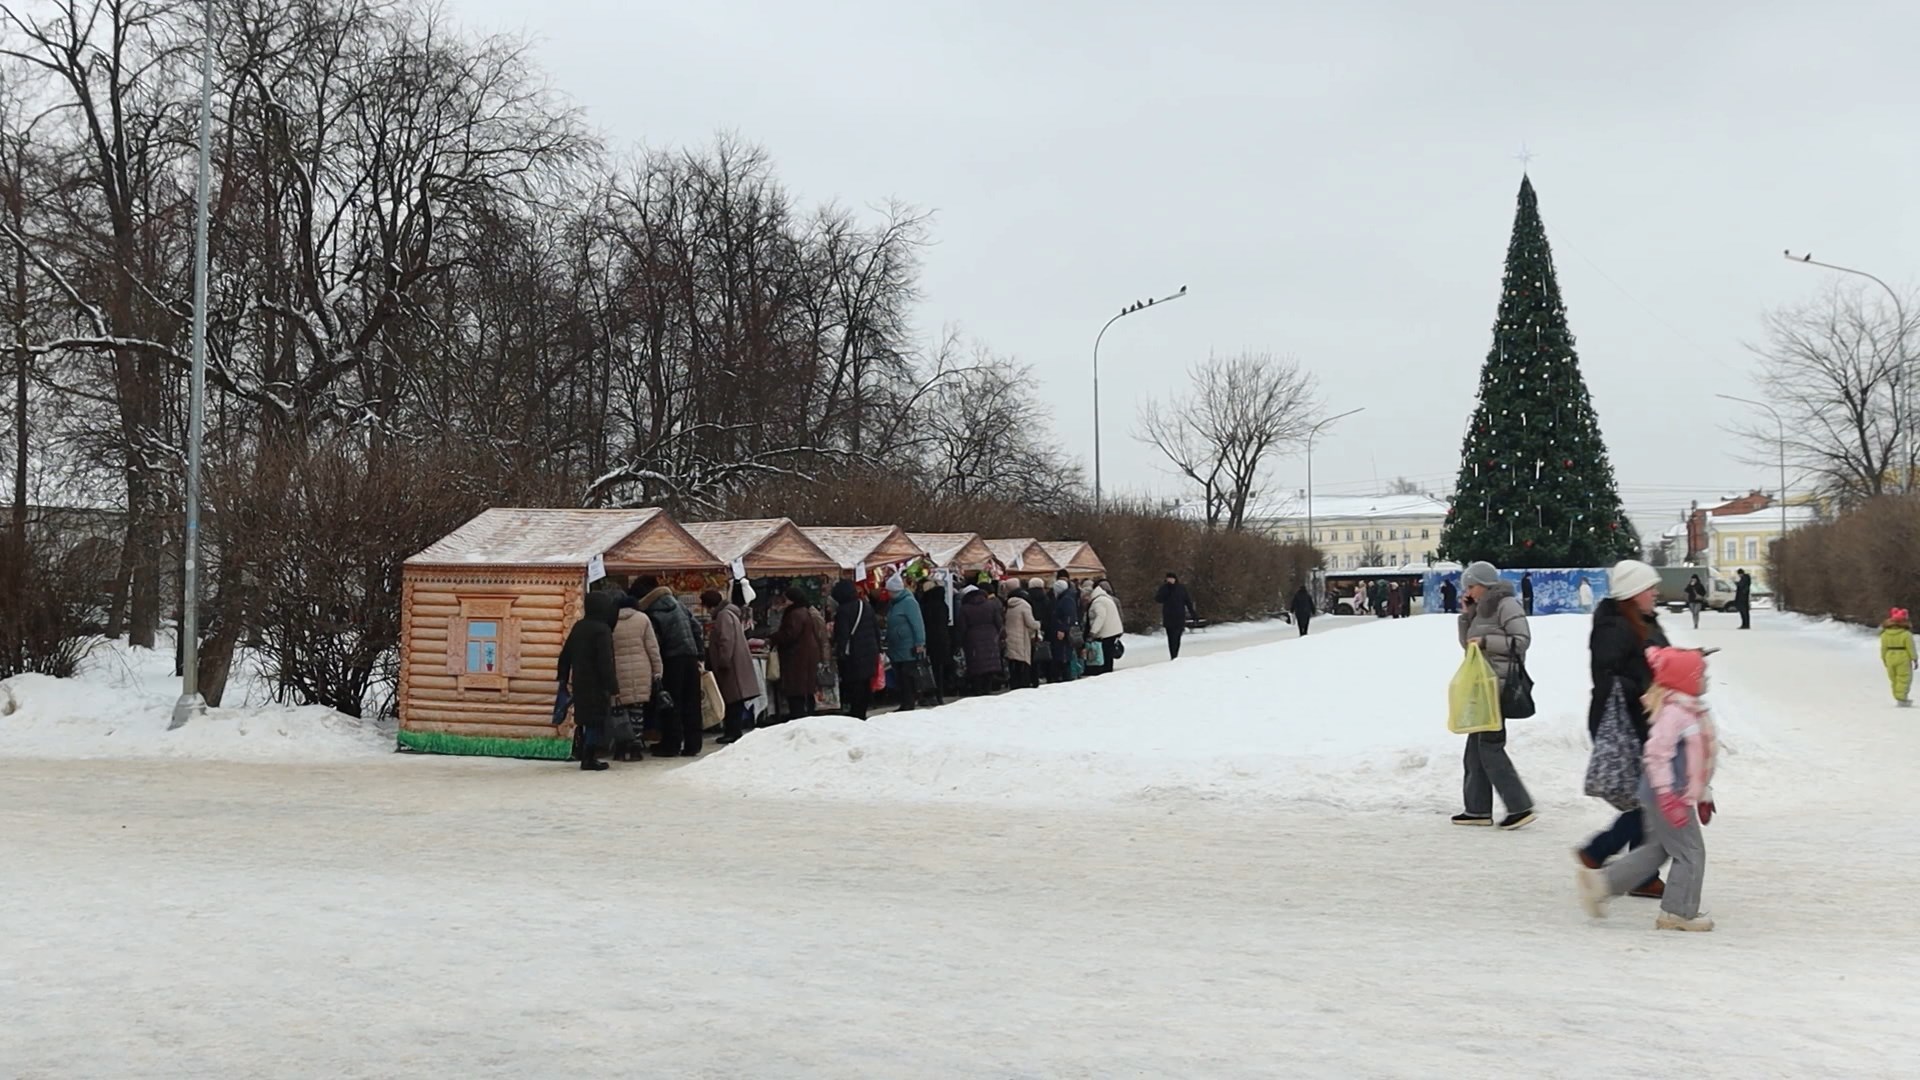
[1438,175,1639,568]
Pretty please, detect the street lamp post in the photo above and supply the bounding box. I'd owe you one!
[1717,392,1789,554]
[1783,250,1911,492]
[1305,407,1365,560]
[1093,284,1187,511]
[171,1,215,730]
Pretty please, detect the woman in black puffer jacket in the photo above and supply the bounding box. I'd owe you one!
[1577,560,1668,898]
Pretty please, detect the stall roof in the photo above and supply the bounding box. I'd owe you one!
[984,538,1060,574]
[800,525,928,572]
[407,507,721,572]
[1041,540,1105,576]
[683,519,841,576]
[907,532,993,571]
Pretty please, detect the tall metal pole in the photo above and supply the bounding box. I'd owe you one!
[1304,407,1364,562]
[1092,285,1188,512]
[1718,393,1788,594]
[1784,251,1911,492]
[171,1,215,729]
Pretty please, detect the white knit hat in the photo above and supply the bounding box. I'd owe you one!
[1608,560,1660,601]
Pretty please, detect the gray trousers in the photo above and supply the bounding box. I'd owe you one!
[1604,793,1706,918]
[1461,729,1532,816]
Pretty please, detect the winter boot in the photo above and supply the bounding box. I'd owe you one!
[1655,911,1715,932]
[1498,810,1537,831]
[1900,699,1913,708]
[1573,848,1601,870]
[1451,813,1493,827]
[1629,879,1666,900]
[1576,868,1611,920]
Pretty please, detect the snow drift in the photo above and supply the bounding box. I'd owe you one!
[674,616,1780,811]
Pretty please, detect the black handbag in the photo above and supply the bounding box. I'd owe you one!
[1499,642,1536,720]
[1109,638,1126,660]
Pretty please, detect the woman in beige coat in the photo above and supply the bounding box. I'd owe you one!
[609,604,663,760]
[1003,587,1042,690]
[703,589,758,744]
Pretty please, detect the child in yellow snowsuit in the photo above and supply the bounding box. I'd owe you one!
[1880,608,1914,707]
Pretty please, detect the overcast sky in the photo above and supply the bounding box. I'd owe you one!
[450,0,1920,532]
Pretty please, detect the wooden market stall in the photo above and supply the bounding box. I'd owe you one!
[800,525,929,590]
[684,518,842,580]
[397,507,723,759]
[1041,540,1106,581]
[907,532,995,576]
[985,538,1061,579]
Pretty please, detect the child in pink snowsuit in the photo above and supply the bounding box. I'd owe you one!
[1578,646,1719,931]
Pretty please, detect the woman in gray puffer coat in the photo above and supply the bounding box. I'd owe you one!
[1453,560,1536,830]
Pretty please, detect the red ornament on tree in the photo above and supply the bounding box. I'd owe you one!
[1523,539,1534,548]
[1563,459,1573,468]
[1609,521,1619,531]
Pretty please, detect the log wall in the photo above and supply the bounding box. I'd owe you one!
[398,566,585,747]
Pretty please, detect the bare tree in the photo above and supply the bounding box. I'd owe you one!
[912,341,1084,510]
[1743,286,1919,508]
[1386,476,1425,496]
[1359,538,1386,567]
[1137,350,1319,530]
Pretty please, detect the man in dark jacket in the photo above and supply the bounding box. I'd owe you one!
[1049,579,1080,682]
[830,579,881,719]
[1440,579,1459,614]
[1155,572,1197,659]
[916,579,952,703]
[1290,585,1315,636]
[1734,569,1753,629]
[557,590,621,771]
[634,576,705,758]
[1520,571,1535,616]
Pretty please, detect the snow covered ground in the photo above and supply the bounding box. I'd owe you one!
[2,610,1917,1077]
[0,639,390,762]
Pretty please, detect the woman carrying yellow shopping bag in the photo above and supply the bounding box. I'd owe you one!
[1452,561,1536,830]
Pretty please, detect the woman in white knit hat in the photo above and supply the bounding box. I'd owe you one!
[1575,559,1670,899]
[1453,560,1536,830]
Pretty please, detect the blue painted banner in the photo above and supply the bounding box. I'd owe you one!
[1424,567,1610,616]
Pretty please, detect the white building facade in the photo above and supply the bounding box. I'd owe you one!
[1243,493,1451,571]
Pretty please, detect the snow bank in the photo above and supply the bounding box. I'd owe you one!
[676,615,1783,811]
[0,641,389,762]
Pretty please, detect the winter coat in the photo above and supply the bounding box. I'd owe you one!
[1734,573,1753,609]
[884,586,927,663]
[558,591,621,723]
[1088,587,1124,640]
[639,586,702,660]
[917,586,952,663]
[1155,582,1196,627]
[1644,689,1717,807]
[705,603,757,705]
[1520,575,1534,602]
[611,607,664,707]
[771,603,827,697]
[830,580,882,672]
[1684,580,1707,609]
[1050,587,1081,646]
[1457,581,1530,682]
[1290,587,1315,624]
[1004,593,1040,664]
[1588,597,1670,739]
[958,590,1005,675]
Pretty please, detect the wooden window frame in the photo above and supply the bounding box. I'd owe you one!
[449,597,521,693]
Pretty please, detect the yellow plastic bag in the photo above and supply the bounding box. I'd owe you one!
[1448,643,1504,735]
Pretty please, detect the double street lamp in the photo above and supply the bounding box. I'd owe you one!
[1092,285,1187,511]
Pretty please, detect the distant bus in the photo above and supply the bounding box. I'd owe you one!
[1319,566,1438,616]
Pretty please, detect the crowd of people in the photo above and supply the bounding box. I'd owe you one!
[555,568,1191,769]
[1448,557,1721,933]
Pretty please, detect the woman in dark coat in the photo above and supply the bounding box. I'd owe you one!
[557,590,621,771]
[830,578,882,719]
[917,579,953,701]
[771,586,826,720]
[1578,560,1669,898]
[1290,585,1315,637]
[957,586,1005,694]
[703,590,757,744]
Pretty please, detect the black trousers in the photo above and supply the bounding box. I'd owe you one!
[1008,659,1034,689]
[839,658,873,719]
[1165,622,1184,659]
[574,715,607,766]
[721,699,751,739]
[786,694,814,720]
[659,655,703,756]
[1740,604,1751,629]
[1297,617,1310,637]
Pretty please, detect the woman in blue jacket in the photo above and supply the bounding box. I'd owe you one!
[883,573,927,710]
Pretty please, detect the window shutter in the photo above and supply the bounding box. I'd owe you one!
[501,617,523,677]
[446,616,468,676]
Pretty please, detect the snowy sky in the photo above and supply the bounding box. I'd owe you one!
[444,0,1920,532]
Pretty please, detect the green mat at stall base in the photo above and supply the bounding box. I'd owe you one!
[397,729,573,760]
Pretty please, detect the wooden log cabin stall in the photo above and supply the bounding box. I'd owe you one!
[682,518,843,724]
[1040,540,1106,581]
[397,508,724,759]
[907,532,996,579]
[984,538,1062,581]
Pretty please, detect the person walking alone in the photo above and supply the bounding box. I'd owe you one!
[1155,572,1197,659]
[1684,574,1707,630]
[1452,561,1536,830]
[1290,584,1315,637]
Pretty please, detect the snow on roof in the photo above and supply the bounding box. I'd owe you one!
[682,519,787,565]
[907,532,987,568]
[1704,506,1820,531]
[800,526,925,571]
[407,508,665,567]
[1175,492,1449,523]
